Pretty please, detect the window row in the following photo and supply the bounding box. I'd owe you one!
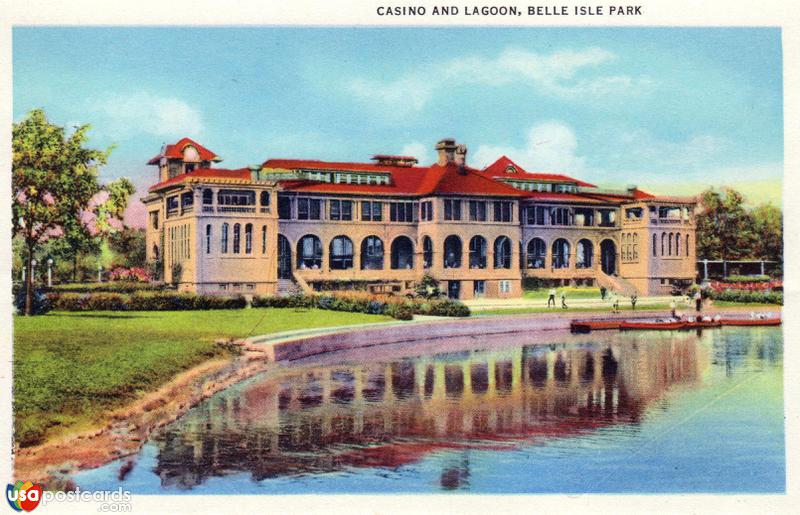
[522,206,617,227]
[652,232,690,257]
[208,223,269,255]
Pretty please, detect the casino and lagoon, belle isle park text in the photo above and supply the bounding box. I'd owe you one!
[376,5,643,16]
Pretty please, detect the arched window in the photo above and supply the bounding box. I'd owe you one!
[245,224,253,254]
[330,236,354,270]
[675,232,680,257]
[661,232,666,256]
[652,234,657,257]
[668,232,673,256]
[552,238,570,269]
[422,236,433,269]
[261,225,267,254]
[494,236,512,269]
[469,236,487,269]
[205,224,212,254]
[221,223,229,254]
[153,244,160,261]
[361,236,384,270]
[527,238,546,269]
[260,191,270,207]
[233,223,241,254]
[443,235,462,268]
[576,239,593,268]
[202,189,213,205]
[686,234,690,257]
[297,235,323,269]
[391,236,414,269]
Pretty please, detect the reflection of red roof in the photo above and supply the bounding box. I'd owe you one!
[481,156,597,188]
[148,167,250,192]
[147,138,222,165]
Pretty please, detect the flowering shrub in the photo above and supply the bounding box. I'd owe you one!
[708,280,782,293]
[251,290,470,320]
[710,289,783,305]
[50,282,164,294]
[47,291,247,311]
[108,266,151,282]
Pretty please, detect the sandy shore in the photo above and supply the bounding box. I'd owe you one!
[14,304,780,488]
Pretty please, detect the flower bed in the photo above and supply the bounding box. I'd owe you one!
[252,291,470,320]
[47,291,247,311]
[708,280,782,293]
[108,266,151,282]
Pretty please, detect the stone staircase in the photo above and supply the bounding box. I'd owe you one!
[597,271,638,297]
[277,278,303,297]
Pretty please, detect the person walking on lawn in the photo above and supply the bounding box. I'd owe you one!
[547,287,557,308]
[630,294,637,310]
[694,290,702,312]
[561,291,568,309]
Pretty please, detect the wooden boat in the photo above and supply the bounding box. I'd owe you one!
[718,317,781,327]
[619,320,688,331]
[570,320,622,333]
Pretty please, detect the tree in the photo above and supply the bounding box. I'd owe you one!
[695,187,758,261]
[12,109,112,315]
[108,227,147,268]
[750,203,783,263]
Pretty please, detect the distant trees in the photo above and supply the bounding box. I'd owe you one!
[12,109,134,314]
[695,187,782,263]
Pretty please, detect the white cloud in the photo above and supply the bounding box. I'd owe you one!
[399,141,434,165]
[92,92,204,139]
[473,121,586,173]
[344,47,649,112]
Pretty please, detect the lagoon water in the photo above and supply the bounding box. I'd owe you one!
[74,326,784,494]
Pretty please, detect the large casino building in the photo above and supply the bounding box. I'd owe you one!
[142,137,697,299]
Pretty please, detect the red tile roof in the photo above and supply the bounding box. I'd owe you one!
[147,138,222,165]
[480,155,597,188]
[148,168,251,192]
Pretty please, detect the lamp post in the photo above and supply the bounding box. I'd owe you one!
[47,258,54,287]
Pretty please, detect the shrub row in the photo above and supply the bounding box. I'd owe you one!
[49,281,165,294]
[709,289,783,305]
[252,291,470,320]
[724,274,771,283]
[47,291,247,311]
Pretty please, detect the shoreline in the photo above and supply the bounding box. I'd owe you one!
[14,304,781,488]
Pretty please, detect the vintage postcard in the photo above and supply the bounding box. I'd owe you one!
[1,1,797,513]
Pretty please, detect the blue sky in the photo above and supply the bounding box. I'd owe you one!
[13,27,783,224]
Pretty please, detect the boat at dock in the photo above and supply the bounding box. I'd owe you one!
[571,315,780,333]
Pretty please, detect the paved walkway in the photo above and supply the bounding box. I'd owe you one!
[464,295,680,311]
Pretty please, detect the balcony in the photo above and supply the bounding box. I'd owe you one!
[217,206,256,214]
[650,217,687,225]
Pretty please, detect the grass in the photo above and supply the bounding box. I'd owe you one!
[13,308,391,447]
[475,303,671,316]
[523,287,603,300]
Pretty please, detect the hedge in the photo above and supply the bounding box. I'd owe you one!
[724,274,771,283]
[252,292,470,320]
[49,282,165,294]
[709,289,783,305]
[47,291,247,311]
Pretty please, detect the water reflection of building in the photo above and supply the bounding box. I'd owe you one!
[153,334,700,489]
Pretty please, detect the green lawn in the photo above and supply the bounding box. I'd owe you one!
[13,308,390,447]
[474,303,672,316]
[523,287,603,300]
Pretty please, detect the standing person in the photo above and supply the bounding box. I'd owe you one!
[561,290,568,309]
[670,299,677,318]
[694,290,702,312]
[631,294,637,310]
[600,286,607,300]
[547,287,556,308]
[613,296,620,314]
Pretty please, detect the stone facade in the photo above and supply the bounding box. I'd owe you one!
[143,138,697,299]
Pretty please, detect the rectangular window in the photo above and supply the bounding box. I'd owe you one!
[390,202,417,222]
[420,201,433,221]
[278,194,292,220]
[499,280,511,293]
[493,201,513,222]
[330,200,353,221]
[549,207,571,225]
[361,201,383,221]
[469,200,487,222]
[444,199,461,221]
[205,224,212,254]
[473,280,485,297]
[166,196,179,216]
[261,225,267,254]
[297,198,321,220]
[217,189,255,206]
[245,224,252,254]
[150,211,159,229]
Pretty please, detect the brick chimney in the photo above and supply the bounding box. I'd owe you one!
[435,138,458,166]
[454,144,467,166]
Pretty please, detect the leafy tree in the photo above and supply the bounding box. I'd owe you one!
[695,187,758,261]
[12,109,115,314]
[108,227,147,268]
[750,203,783,262]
